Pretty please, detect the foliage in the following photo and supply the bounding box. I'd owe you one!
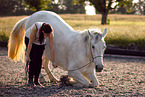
[0,31,9,41]
[24,0,51,11]
[52,0,85,14]
[76,0,133,24]
[133,0,145,15]
[0,0,25,16]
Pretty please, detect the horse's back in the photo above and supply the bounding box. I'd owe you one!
[25,11,74,33]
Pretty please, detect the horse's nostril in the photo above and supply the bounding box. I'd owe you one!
[96,65,98,70]
[96,65,103,72]
[96,65,99,72]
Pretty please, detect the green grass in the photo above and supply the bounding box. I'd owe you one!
[0,14,145,49]
[0,16,26,41]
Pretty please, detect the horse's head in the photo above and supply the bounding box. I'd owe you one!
[88,28,107,72]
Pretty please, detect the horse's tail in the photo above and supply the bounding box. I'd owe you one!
[8,17,28,62]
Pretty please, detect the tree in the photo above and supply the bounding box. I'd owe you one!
[56,0,85,13]
[0,0,15,15]
[24,0,51,11]
[133,0,145,15]
[0,0,25,16]
[77,0,133,24]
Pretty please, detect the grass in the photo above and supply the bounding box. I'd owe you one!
[60,14,145,49]
[0,16,26,41]
[0,14,145,49]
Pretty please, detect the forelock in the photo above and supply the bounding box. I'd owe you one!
[88,27,102,34]
[81,28,102,43]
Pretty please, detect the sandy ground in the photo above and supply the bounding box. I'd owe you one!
[0,47,145,96]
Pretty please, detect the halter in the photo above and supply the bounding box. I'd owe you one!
[67,41,103,71]
[90,42,103,62]
[37,40,103,77]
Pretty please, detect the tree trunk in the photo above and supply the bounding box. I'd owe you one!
[101,13,108,25]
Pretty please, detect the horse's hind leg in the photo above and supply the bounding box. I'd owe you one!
[42,56,59,83]
[68,70,90,87]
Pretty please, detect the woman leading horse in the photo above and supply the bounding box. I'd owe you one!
[25,22,58,86]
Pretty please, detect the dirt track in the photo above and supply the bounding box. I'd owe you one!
[0,47,145,96]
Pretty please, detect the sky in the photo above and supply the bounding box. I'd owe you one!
[133,0,139,3]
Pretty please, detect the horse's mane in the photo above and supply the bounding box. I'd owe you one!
[79,27,102,43]
[88,27,102,34]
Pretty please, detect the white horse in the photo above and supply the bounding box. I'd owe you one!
[8,11,107,87]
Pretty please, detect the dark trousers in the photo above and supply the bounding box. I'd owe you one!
[25,37,45,83]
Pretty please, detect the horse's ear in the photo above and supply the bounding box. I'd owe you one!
[88,30,94,39]
[101,28,107,38]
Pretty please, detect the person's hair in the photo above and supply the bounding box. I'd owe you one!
[39,23,53,44]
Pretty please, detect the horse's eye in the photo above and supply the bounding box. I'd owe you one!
[92,45,95,49]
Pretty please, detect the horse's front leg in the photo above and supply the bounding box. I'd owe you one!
[85,70,99,87]
[42,56,59,83]
[68,70,90,87]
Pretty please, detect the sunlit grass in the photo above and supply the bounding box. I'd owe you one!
[61,15,145,49]
[0,14,145,49]
[0,16,26,41]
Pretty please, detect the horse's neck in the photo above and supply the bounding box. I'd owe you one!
[50,14,75,34]
[53,24,75,34]
[78,31,92,60]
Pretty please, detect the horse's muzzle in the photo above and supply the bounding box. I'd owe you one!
[96,65,103,72]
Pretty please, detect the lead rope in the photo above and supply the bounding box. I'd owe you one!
[48,42,102,72]
[25,61,29,82]
[67,43,94,71]
[67,42,102,71]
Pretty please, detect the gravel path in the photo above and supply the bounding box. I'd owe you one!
[0,47,145,96]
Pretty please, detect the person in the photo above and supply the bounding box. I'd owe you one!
[25,22,57,87]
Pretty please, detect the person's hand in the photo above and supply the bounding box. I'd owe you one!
[25,55,31,64]
[52,62,58,68]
